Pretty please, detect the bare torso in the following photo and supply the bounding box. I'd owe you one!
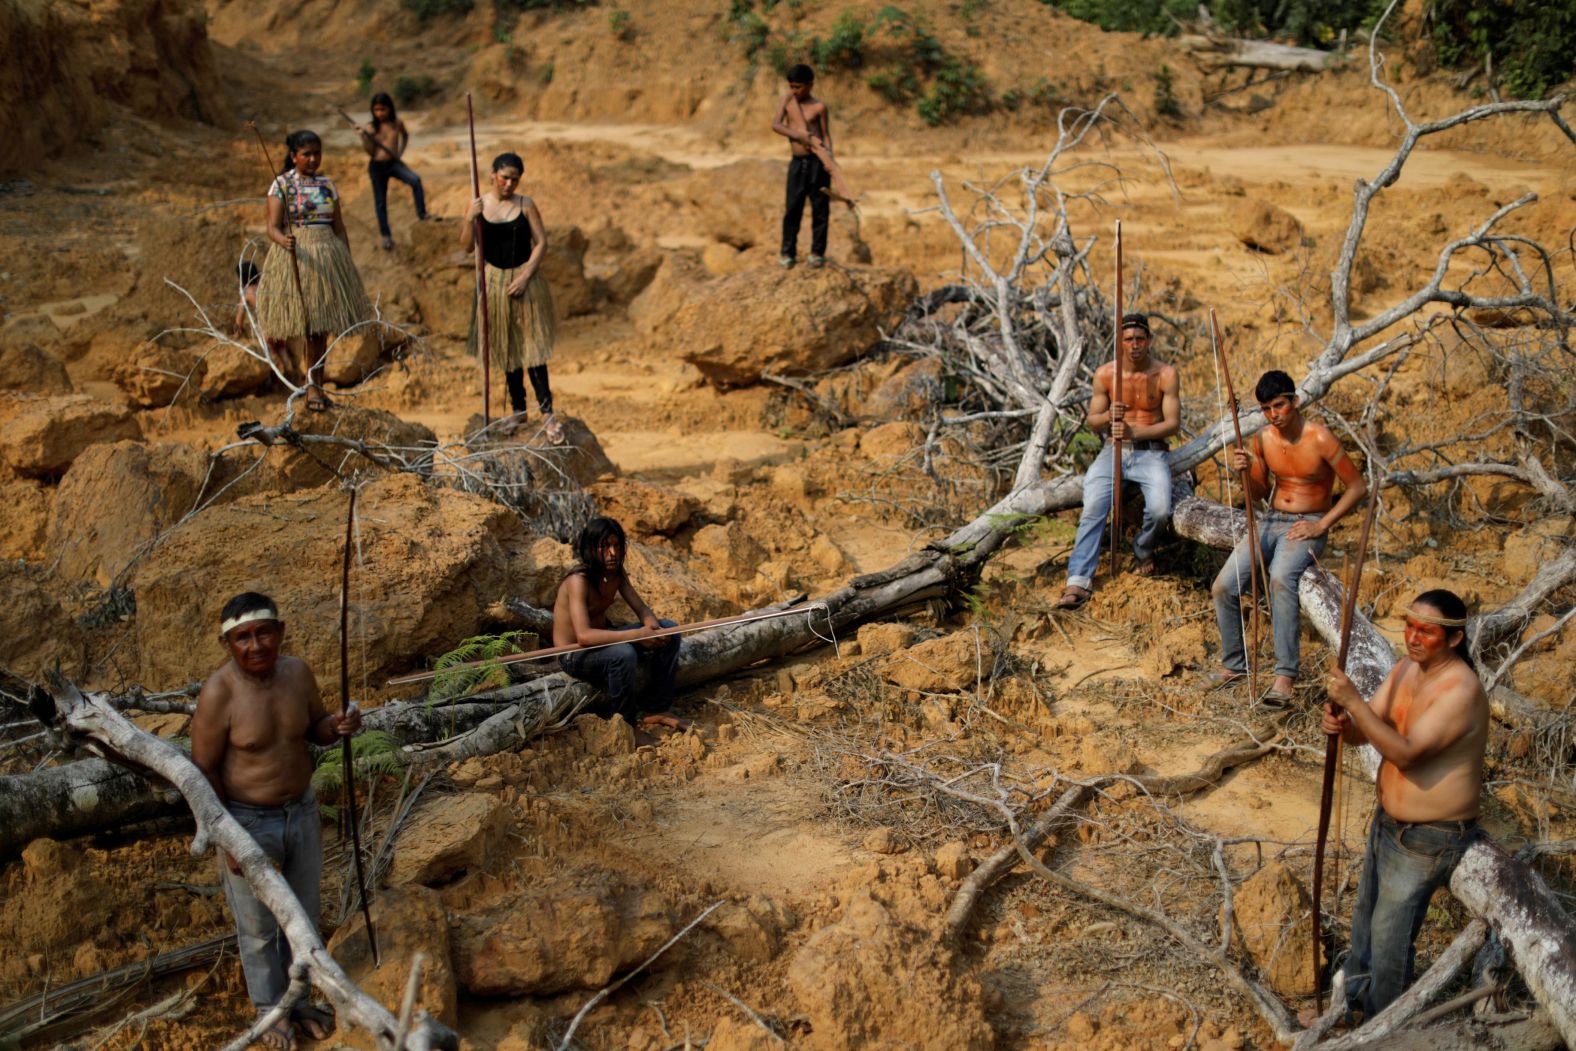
[1375,659,1488,822]
[192,657,325,806]
[552,569,623,648]
[369,121,404,162]
[783,98,829,157]
[1257,418,1347,513]
[1094,359,1173,430]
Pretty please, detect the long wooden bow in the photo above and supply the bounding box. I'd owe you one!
[1208,309,1267,701]
[1312,490,1379,1012]
[1108,220,1125,580]
[466,93,492,427]
[339,487,379,965]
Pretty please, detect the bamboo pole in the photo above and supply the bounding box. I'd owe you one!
[1208,309,1266,702]
[467,94,491,427]
[1109,220,1125,579]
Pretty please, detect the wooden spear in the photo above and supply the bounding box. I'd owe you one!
[1109,220,1125,580]
[385,604,829,687]
[244,122,310,363]
[338,488,378,966]
[1311,489,1379,1013]
[1208,309,1266,701]
[467,93,492,427]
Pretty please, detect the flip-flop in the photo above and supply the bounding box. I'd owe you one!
[1201,668,1245,691]
[257,1019,296,1051]
[1258,686,1295,709]
[292,1004,335,1041]
[542,413,566,444]
[305,385,333,413]
[1053,587,1091,610]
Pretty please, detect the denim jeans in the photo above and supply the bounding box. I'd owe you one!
[1345,810,1476,1018]
[559,620,681,720]
[368,159,427,238]
[782,154,830,258]
[1066,443,1173,590]
[1211,510,1326,679]
[219,789,322,1012]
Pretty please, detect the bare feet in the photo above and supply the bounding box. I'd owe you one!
[257,1019,296,1051]
[641,713,693,732]
[293,1004,334,1041]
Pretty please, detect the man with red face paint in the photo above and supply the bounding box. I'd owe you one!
[1324,588,1488,1022]
[191,592,361,1049]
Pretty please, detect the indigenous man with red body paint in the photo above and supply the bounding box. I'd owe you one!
[1323,588,1489,1022]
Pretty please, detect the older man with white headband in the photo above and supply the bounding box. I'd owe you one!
[191,592,361,1050]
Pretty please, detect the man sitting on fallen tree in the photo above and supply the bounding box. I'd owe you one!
[554,516,685,745]
[191,592,361,1051]
[1324,587,1488,1023]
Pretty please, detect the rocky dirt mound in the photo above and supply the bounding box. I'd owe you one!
[0,0,225,172]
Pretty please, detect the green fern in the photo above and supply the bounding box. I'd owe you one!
[312,731,405,797]
[428,631,532,701]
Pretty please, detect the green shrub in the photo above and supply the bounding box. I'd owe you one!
[609,7,634,39]
[400,0,472,17]
[392,75,440,108]
[1151,63,1181,118]
[917,58,991,125]
[866,67,920,105]
[355,58,376,95]
[428,631,533,701]
[1430,0,1576,98]
[811,9,865,70]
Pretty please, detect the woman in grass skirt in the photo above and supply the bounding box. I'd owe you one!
[460,150,562,441]
[257,129,372,411]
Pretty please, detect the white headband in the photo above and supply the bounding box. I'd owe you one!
[1408,609,1468,628]
[221,608,279,635]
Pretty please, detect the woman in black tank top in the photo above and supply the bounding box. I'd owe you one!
[461,151,562,441]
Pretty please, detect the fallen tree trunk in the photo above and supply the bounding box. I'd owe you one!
[35,678,458,1051]
[1178,34,1345,73]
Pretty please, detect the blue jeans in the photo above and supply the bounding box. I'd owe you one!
[368,159,427,238]
[1211,510,1326,679]
[559,620,681,720]
[1066,443,1172,590]
[1345,810,1476,1018]
[219,789,322,1012]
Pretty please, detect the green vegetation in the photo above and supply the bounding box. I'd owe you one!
[609,6,634,39]
[1429,0,1576,99]
[1151,63,1180,118]
[400,0,473,17]
[356,58,376,95]
[311,731,405,820]
[393,74,440,107]
[428,630,532,701]
[729,3,994,126]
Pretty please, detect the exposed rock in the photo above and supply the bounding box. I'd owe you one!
[860,420,924,459]
[328,886,458,1027]
[0,395,141,478]
[465,412,615,489]
[863,357,941,419]
[1078,734,1144,776]
[706,895,796,964]
[589,477,700,537]
[508,536,578,609]
[708,1016,784,1051]
[933,841,975,881]
[628,252,707,335]
[856,622,915,659]
[322,329,388,388]
[112,344,195,408]
[621,539,736,624]
[387,792,509,888]
[809,533,853,576]
[603,245,663,307]
[198,341,272,400]
[567,714,636,757]
[1231,199,1304,254]
[542,224,598,318]
[0,343,72,394]
[883,630,994,693]
[685,159,781,250]
[221,405,437,497]
[660,267,917,389]
[0,563,82,681]
[128,474,526,687]
[1231,861,1318,997]
[0,480,51,562]
[48,441,211,586]
[787,890,995,1050]
[863,827,905,855]
[451,868,676,995]
[691,521,768,578]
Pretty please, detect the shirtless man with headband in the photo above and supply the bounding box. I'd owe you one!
[1324,588,1488,1021]
[1208,369,1367,705]
[191,592,361,1050]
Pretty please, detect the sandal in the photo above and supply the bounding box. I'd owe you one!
[1258,686,1295,710]
[257,1019,296,1051]
[1053,586,1091,610]
[305,385,333,413]
[543,413,566,444]
[292,1003,335,1041]
[1201,668,1245,691]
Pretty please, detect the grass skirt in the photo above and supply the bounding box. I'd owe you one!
[469,264,557,370]
[257,225,372,341]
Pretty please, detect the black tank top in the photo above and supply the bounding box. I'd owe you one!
[480,207,533,269]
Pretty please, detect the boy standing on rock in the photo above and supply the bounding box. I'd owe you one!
[553,517,685,745]
[190,592,361,1051]
[772,63,833,269]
